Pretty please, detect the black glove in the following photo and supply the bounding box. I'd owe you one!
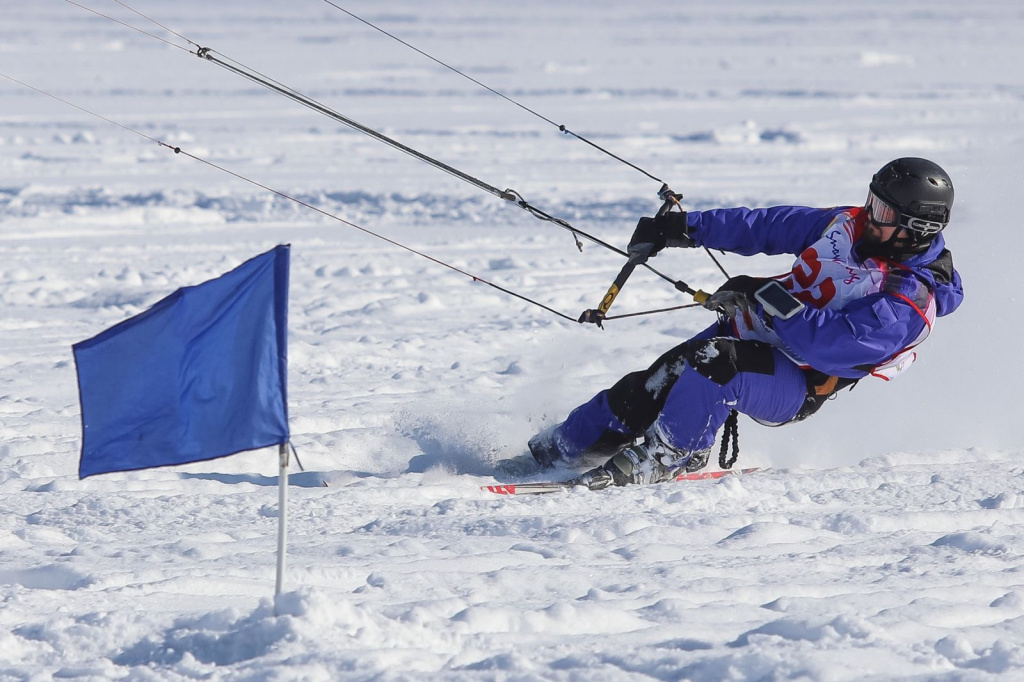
[627,211,693,257]
[703,275,768,318]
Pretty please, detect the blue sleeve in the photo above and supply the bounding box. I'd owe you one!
[687,206,850,256]
[772,293,928,377]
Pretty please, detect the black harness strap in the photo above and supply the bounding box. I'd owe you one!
[719,410,740,470]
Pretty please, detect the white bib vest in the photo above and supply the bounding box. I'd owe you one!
[732,210,936,380]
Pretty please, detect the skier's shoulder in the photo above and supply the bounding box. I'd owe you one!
[887,238,963,316]
[922,247,956,286]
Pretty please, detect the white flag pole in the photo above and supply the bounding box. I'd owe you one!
[274,441,289,606]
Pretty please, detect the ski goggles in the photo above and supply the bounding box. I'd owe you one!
[864,191,900,228]
[865,191,946,237]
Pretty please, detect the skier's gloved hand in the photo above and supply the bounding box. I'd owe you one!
[703,275,768,318]
[704,290,753,318]
[627,211,692,258]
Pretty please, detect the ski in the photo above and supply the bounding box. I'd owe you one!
[482,467,761,495]
[483,481,575,495]
[673,467,760,481]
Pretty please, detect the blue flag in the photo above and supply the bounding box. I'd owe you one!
[74,245,290,478]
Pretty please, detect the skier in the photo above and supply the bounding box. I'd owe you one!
[527,157,964,489]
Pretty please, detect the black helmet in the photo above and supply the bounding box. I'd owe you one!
[865,157,954,255]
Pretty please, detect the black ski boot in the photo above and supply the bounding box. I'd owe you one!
[574,438,712,490]
[575,444,678,490]
[683,447,711,472]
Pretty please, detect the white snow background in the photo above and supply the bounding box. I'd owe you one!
[1,0,1022,679]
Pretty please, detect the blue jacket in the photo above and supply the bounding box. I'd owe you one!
[687,206,964,379]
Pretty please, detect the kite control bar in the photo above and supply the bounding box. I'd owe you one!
[578,184,711,327]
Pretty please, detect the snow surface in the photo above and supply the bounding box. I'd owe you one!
[1,0,1023,679]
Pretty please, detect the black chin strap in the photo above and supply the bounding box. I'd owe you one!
[856,232,932,261]
[884,227,921,254]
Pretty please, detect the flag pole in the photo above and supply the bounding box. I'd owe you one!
[274,441,289,606]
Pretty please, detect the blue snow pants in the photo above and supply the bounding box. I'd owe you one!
[548,323,810,462]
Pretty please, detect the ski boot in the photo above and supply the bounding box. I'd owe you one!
[683,446,711,473]
[575,438,712,490]
[574,443,677,490]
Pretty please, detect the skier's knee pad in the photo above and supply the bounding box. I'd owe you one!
[683,338,775,386]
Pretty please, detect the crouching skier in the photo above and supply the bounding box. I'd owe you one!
[527,157,964,489]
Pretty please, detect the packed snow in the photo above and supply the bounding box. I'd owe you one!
[2,0,1022,679]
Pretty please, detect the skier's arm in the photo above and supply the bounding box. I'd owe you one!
[772,294,928,377]
[687,206,850,256]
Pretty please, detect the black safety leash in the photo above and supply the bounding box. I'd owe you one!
[718,410,740,470]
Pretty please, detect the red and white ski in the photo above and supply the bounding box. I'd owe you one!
[482,467,761,495]
[482,481,575,495]
[672,467,760,481]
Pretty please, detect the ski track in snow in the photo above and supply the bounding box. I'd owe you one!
[2,0,1023,679]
